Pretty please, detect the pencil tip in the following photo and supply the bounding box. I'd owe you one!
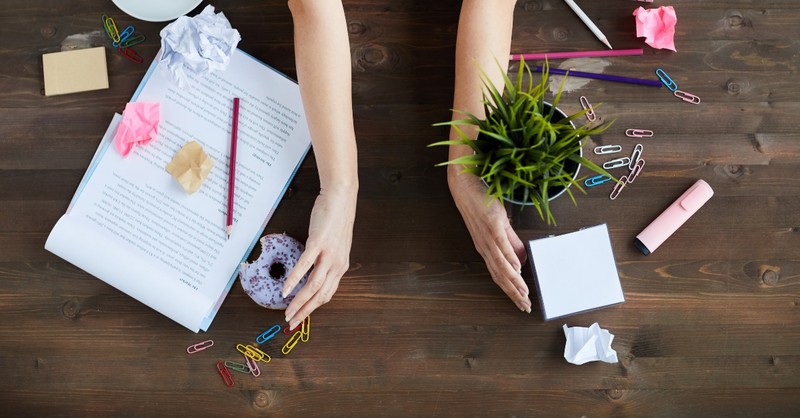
[602,39,613,49]
[226,225,232,239]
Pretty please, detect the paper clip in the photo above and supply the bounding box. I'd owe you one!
[216,361,235,387]
[655,68,678,91]
[579,96,597,122]
[119,47,143,64]
[585,174,612,187]
[236,343,271,363]
[224,361,251,374]
[119,33,146,49]
[256,325,282,344]
[245,355,261,377]
[629,144,644,169]
[594,145,622,155]
[625,129,653,138]
[282,331,303,355]
[300,316,310,343]
[112,25,134,48]
[610,176,629,200]
[603,157,631,169]
[283,323,301,335]
[627,159,645,183]
[674,90,701,104]
[102,15,121,43]
[186,340,214,354]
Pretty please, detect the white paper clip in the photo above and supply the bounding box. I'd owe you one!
[594,145,622,155]
[610,176,628,200]
[579,96,597,122]
[627,158,645,183]
[673,89,701,104]
[629,144,644,169]
[603,157,631,169]
[585,174,612,187]
[625,129,653,138]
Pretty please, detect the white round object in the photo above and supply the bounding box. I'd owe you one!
[111,0,203,22]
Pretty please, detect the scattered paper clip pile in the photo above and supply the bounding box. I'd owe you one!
[580,96,648,200]
[186,316,311,388]
[102,14,146,63]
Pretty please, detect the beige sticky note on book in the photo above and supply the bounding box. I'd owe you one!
[43,47,109,96]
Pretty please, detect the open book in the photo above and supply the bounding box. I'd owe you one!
[45,49,311,332]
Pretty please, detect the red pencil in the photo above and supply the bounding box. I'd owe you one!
[226,97,240,238]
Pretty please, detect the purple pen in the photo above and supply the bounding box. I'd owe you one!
[532,66,663,88]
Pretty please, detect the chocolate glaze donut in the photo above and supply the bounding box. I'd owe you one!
[239,233,308,309]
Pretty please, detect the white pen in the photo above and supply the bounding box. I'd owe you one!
[564,0,613,49]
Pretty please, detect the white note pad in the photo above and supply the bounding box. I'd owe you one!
[528,224,624,320]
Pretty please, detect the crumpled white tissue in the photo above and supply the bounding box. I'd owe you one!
[563,323,618,365]
[159,5,241,88]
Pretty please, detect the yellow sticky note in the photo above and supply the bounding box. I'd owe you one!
[42,47,109,96]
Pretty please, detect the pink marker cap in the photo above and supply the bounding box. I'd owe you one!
[634,179,714,255]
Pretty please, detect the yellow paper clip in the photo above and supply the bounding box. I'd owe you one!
[282,331,302,355]
[102,15,121,43]
[300,315,310,343]
[236,343,271,363]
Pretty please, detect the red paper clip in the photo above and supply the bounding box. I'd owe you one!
[216,361,235,387]
[186,339,214,354]
[283,323,301,335]
[119,47,143,64]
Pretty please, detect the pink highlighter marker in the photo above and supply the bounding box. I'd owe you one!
[634,179,714,255]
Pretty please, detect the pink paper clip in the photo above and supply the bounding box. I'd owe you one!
[629,144,644,169]
[245,355,261,377]
[579,96,597,122]
[627,159,645,183]
[186,339,214,354]
[673,90,701,104]
[610,176,629,200]
[216,361,235,387]
[625,129,654,138]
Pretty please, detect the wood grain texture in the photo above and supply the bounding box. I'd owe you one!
[1,0,799,416]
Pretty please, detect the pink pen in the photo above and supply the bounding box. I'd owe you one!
[634,180,714,255]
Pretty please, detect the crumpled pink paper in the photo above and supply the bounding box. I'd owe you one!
[633,6,677,51]
[114,102,160,157]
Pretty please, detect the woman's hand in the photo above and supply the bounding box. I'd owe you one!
[282,185,357,329]
[448,167,531,313]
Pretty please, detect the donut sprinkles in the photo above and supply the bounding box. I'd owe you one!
[239,233,309,310]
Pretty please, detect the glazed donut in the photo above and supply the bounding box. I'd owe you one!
[239,233,309,309]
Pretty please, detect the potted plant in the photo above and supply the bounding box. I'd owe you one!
[430,60,614,225]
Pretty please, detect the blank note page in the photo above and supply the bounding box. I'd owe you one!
[528,224,624,320]
[43,47,109,96]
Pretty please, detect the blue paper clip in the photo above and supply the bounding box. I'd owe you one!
[585,175,612,187]
[256,325,282,344]
[112,25,135,48]
[655,68,678,91]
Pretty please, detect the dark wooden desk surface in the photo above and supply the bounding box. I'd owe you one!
[2,1,800,416]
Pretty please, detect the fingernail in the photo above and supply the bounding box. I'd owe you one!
[282,288,289,298]
[289,320,300,330]
[525,306,532,314]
